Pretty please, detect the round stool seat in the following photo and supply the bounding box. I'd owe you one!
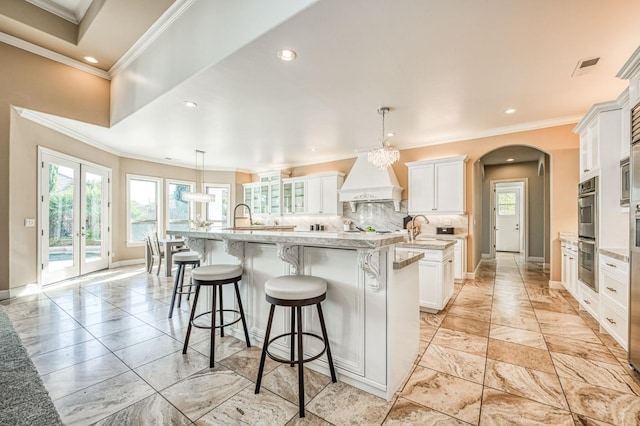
[265,275,327,301]
[192,264,243,281]
[173,251,200,263]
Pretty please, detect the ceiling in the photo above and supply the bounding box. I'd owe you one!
[4,0,640,172]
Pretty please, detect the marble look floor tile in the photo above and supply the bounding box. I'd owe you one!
[114,334,183,369]
[431,328,488,357]
[484,359,568,409]
[420,310,446,327]
[490,307,541,332]
[97,323,164,351]
[191,334,250,361]
[134,351,210,391]
[42,352,130,400]
[572,413,616,425]
[439,315,490,338]
[535,308,589,328]
[480,388,573,425]
[559,375,640,425]
[487,339,555,374]
[400,366,482,425]
[220,346,280,382]
[538,321,602,345]
[489,324,546,350]
[419,344,485,384]
[93,393,191,426]
[21,327,94,357]
[3,299,65,320]
[196,387,298,425]
[72,307,129,326]
[306,381,393,425]
[551,352,640,395]
[285,411,332,425]
[531,299,579,315]
[54,371,155,426]
[84,315,147,338]
[383,397,466,425]
[262,364,332,405]
[420,323,438,342]
[13,315,80,338]
[161,365,251,421]
[445,305,491,323]
[30,339,110,375]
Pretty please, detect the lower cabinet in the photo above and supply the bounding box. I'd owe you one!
[599,253,629,350]
[451,238,466,282]
[417,246,454,312]
[560,241,578,298]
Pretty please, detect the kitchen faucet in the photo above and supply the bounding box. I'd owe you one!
[409,214,429,242]
[233,203,253,228]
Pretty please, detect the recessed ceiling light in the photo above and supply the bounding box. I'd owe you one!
[277,49,297,61]
[84,56,98,64]
[506,158,515,162]
[387,132,396,137]
[504,108,517,114]
[309,147,317,152]
[183,101,198,108]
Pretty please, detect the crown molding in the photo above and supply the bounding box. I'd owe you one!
[0,32,110,80]
[617,45,640,80]
[573,100,620,134]
[25,0,81,24]
[109,0,196,76]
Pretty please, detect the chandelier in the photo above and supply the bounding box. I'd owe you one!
[368,106,399,170]
[182,150,215,202]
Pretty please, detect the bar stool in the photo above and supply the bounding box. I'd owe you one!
[168,251,200,318]
[182,264,251,368]
[255,275,337,418]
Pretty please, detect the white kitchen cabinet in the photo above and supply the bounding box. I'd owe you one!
[578,280,599,321]
[574,101,621,181]
[579,122,599,178]
[243,171,289,215]
[560,241,578,298]
[282,178,305,214]
[305,173,344,215]
[619,89,631,160]
[406,156,467,215]
[418,247,454,312]
[452,238,466,282]
[599,253,629,350]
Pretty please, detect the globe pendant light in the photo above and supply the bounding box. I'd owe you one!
[182,150,215,202]
[367,106,399,170]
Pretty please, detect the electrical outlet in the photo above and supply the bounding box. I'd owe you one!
[444,219,452,226]
[24,218,35,227]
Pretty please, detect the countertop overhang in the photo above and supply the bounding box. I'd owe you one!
[167,229,406,249]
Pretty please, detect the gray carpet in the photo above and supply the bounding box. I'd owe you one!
[0,304,64,426]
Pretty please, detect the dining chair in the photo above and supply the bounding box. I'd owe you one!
[147,234,163,275]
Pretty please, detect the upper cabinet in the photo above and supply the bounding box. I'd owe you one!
[243,171,289,215]
[282,172,344,215]
[574,101,621,182]
[406,156,467,215]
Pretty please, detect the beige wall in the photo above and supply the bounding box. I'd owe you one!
[1,42,110,292]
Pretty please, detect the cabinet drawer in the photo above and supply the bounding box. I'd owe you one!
[578,283,599,320]
[600,300,628,351]
[600,271,628,310]
[599,255,629,277]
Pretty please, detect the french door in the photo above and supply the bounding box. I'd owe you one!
[40,150,111,285]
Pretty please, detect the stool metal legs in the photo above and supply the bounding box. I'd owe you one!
[255,304,275,393]
[169,261,199,318]
[296,305,305,416]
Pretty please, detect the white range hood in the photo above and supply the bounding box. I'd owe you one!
[339,152,403,212]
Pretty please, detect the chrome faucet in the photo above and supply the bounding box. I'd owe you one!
[409,214,429,242]
[233,203,253,228]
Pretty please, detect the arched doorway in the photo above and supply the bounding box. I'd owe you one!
[477,145,550,265]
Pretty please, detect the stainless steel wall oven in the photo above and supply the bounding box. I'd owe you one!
[578,176,598,293]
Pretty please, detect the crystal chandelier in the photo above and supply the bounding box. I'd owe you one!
[182,150,215,202]
[368,106,399,170]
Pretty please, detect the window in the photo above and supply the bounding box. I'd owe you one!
[127,174,162,244]
[167,180,195,232]
[497,192,516,216]
[205,184,230,227]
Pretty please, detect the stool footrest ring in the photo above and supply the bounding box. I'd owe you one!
[265,331,328,365]
[191,309,242,330]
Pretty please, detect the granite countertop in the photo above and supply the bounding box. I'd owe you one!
[393,251,424,269]
[416,233,467,240]
[167,229,406,249]
[599,248,630,263]
[396,239,456,250]
[559,232,578,243]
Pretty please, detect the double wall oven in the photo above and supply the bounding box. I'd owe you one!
[578,176,598,293]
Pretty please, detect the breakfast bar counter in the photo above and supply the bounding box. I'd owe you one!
[167,228,419,400]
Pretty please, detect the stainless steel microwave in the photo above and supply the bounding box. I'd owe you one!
[621,157,630,206]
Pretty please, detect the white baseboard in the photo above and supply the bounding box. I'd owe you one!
[110,258,145,268]
[548,280,564,289]
[481,253,492,259]
[0,290,10,301]
[543,262,550,272]
[527,256,544,262]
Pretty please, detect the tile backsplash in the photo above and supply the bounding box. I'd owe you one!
[253,201,468,235]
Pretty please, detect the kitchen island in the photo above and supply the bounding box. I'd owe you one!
[167,228,421,400]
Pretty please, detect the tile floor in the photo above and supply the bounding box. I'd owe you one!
[4,253,640,425]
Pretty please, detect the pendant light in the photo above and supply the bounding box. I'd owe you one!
[182,150,215,202]
[367,106,400,170]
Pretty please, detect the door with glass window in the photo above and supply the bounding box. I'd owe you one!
[41,151,110,285]
[495,186,521,252]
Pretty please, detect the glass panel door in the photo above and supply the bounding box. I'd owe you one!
[41,151,110,285]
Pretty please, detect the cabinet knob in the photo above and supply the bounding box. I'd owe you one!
[583,169,590,173]
[606,286,617,293]
[606,317,616,325]
[569,257,574,260]
[583,299,591,305]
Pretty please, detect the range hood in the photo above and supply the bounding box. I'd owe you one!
[339,152,403,212]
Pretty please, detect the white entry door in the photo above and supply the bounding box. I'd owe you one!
[495,186,521,252]
[41,151,110,285]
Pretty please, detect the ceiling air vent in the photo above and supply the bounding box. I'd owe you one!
[572,57,600,77]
